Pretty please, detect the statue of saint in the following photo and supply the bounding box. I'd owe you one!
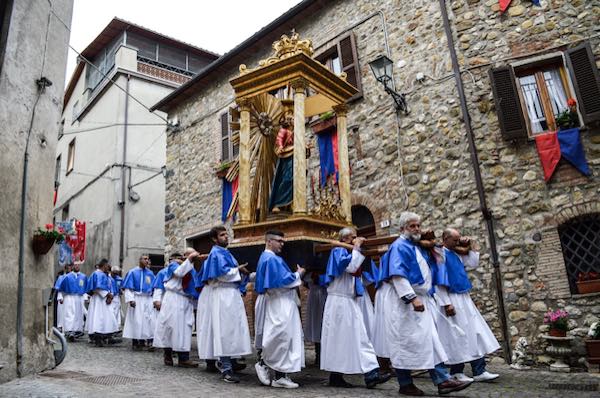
[269,116,294,213]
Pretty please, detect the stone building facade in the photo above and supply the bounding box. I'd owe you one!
[0,0,73,382]
[154,0,600,367]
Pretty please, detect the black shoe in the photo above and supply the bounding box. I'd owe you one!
[106,338,121,345]
[398,383,425,396]
[366,372,392,389]
[222,372,240,383]
[438,379,472,395]
[233,361,247,372]
[206,360,219,373]
[67,335,75,342]
[327,377,355,388]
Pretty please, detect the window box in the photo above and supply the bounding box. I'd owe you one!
[576,279,600,295]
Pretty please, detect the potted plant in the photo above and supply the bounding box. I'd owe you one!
[555,98,580,130]
[576,272,600,294]
[214,160,232,178]
[32,224,65,255]
[586,322,600,362]
[543,309,569,337]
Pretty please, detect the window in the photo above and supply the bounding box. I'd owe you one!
[220,111,238,162]
[72,100,79,122]
[61,204,69,221]
[515,62,578,135]
[316,32,362,100]
[558,213,600,294]
[58,118,65,139]
[54,155,61,188]
[67,139,75,174]
[85,34,122,91]
[0,0,13,76]
[490,41,600,140]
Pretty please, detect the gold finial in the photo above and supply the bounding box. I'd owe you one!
[255,31,314,69]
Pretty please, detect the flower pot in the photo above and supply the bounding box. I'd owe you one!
[576,279,600,294]
[32,235,56,255]
[549,328,567,337]
[586,340,600,359]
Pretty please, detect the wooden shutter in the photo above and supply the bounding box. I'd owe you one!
[489,66,528,140]
[565,42,600,125]
[220,112,230,161]
[337,33,362,99]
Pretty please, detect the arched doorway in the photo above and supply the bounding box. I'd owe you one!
[351,205,376,237]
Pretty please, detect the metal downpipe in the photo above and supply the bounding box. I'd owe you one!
[119,75,131,267]
[438,0,512,362]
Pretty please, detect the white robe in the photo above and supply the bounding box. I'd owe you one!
[358,278,375,342]
[110,295,122,329]
[153,260,195,352]
[303,277,327,343]
[85,289,119,334]
[61,293,85,333]
[254,293,266,350]
[123,290,156,340]
[262,272,305,373]
[432,251,500,365]
[196,268,252,359]
[320,249,379,374]
[372,282,394,358]
[387,248,448,370]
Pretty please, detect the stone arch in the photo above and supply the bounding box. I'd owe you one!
[352,205,376,237]
[554,200,600,226]
[351,192,387,236]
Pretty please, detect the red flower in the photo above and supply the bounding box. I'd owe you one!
[567,98,577,107]
[45,223,54,230]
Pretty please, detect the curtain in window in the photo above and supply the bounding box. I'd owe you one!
[519,75,545,133]
[544,69,568,117]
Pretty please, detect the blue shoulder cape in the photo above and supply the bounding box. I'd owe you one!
[87,270,111,292]
[185,268,199,299]
[434,248,472,294]
[76,273,87,295]
[122,267,155,294]
[363,259,378,286]
[153,267,169,290]
[109,275,120,295]
[324,247,365,296]
[254,251,296,294]
[59,272,83,295]
[385,237,425,286]
[200,245,238,284]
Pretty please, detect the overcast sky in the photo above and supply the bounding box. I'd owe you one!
[65,0,303,82]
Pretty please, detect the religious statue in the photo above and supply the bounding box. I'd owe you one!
[269,115,294,213]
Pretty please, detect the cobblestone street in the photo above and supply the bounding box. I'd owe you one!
[1,338,598,398]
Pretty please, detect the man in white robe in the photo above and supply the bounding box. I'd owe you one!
[254,230,305,389]
[56,263,86,341]
[85,259,118,347]
[302,270,327,367]
[153,249,202,367]
[432,228,500,383]
[383,212,471,396]
[196,226,252,383]
[54,264,72,333]
[122,255,156,350]
[320,227,391,389]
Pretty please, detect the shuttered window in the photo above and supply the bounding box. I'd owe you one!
[220,111,238,162]
[490,40,600,139]
[489,66,528,140]
[566,42,600,125]
[316,32,362,101]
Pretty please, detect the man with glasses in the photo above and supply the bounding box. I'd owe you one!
[254,230,305,389]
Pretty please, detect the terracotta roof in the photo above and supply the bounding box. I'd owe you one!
[63,17,220,108]
[151,0,322,112]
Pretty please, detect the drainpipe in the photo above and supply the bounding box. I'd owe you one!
[438,0,511,362]
[119,75,131,267]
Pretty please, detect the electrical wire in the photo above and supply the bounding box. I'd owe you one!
[62,122,166,136]
[48,8,168,123]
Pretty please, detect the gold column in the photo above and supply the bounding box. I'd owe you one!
[291,79,309,216]
[333,104,352,223]
[238,99,251,224]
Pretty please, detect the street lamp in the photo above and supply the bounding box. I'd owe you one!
[369,55,408,114]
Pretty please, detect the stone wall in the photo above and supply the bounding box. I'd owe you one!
[164,0,600,366]
[0,0,73,382]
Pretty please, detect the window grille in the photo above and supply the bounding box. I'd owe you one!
[557,213,600,293]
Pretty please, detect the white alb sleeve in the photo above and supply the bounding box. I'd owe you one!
[391,275,416,299]
[345,249,365,273]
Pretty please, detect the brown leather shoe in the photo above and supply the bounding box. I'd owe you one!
[438,379,472,395]
[178,360,199,368]
[398,383,424,396]
[164,358,174,366]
